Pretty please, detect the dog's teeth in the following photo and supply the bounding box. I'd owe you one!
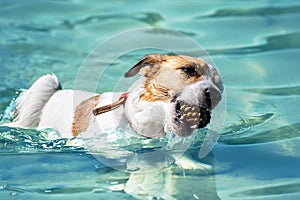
[192,112,197,117]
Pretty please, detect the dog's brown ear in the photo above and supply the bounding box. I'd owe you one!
[124,54,165,77]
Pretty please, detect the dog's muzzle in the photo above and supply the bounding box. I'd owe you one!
[175,88,211,129]
[170,80,222,137]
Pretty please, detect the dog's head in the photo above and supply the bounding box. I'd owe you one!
[125,54,223,137]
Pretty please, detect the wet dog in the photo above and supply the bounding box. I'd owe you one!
[3,54,223,199]
[4,54,223,139]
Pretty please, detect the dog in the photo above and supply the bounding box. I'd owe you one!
[2,54,223,198]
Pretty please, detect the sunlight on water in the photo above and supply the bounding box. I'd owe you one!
[1,0,300,199]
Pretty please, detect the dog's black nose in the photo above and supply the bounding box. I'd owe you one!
[204,88,212,110]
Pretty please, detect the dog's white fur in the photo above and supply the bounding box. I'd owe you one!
[5,74,60,128]
[4,55,223,139]
[2,54,223,199]
[5,75,173,139]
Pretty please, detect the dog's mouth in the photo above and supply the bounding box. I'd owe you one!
[175,101,211,129]
[171,88,212,137]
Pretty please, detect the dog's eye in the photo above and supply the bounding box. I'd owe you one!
[181,66,197,76]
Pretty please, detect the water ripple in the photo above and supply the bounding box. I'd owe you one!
[244,85,300,96]
[61,12,163,28]
[197,5,300,18]
[24,12,162,32]
[222,113,275,136]
[232,182,300,197]
[223,123,300,145]
[208,32,300,55]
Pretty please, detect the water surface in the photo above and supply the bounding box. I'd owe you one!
[1,1,300,199]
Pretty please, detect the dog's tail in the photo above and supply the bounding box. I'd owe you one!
[4,74,61,128]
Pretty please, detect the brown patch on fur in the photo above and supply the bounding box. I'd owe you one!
[134,55,214,102]
[125,54,166,77]
[140,81,171,101]
[72,95,101,137]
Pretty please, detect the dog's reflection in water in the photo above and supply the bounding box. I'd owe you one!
[94,148,220,199]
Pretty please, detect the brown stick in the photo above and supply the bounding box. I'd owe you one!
[92,95,127,116]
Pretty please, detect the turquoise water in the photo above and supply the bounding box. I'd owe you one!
[1,0,300,199]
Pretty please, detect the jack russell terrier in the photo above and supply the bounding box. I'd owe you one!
[2,54,223,198]
[3,54,223,139]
